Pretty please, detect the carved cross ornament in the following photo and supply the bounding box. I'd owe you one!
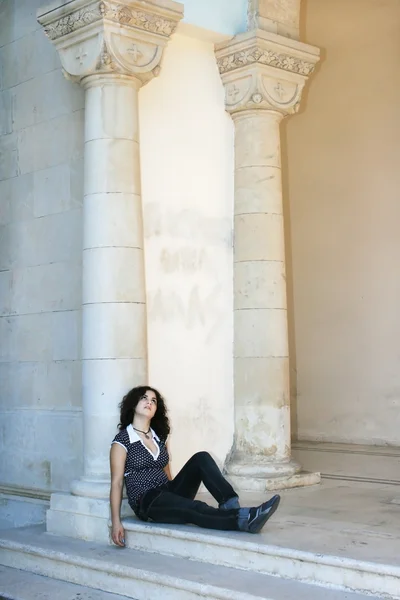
[127,43,143,63]
[37,0,184,85]
[215,30,320,116]
[75,46,88,65]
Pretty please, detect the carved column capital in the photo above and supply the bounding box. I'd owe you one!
[37,0,184,85]
[215,29,320,116]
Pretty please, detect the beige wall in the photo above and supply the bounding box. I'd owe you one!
[286,0,400,445]
[140,32,235,474]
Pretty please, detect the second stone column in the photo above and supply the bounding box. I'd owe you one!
[216,30,321,491]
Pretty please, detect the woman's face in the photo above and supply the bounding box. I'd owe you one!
[135,389,158,419]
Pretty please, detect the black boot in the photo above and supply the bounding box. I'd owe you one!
[238,495,280,533]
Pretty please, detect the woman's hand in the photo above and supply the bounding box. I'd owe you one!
[111,521,125,547]
[110,444,127,547]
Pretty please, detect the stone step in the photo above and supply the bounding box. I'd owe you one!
[0,526,385,600]
[121,517,400,599]
[0,565,136,600]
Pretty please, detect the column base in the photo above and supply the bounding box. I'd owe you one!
[226,455,321,492]
[46,493,133,544]
[70,477,110,499]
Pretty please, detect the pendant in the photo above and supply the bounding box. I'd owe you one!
[145,434,150,439]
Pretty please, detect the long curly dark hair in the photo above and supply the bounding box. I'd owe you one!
[118,385,170,441]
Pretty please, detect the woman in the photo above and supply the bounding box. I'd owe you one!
[110,386,280,547]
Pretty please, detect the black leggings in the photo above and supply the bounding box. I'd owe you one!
[137,452,240,531]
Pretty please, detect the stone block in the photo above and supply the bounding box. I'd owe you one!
[235,402,291,457]
[0,315,12,361]
[51,310,81,361]
[49,493,112,519]
[33,28,60,76]
[0,180,11,224]
[82,303,146,360]
[235,260,287,310]
[0,29,60,90]
[0,35,35,89]
[8,173,35,221]
[33,163,71,217]
[17,110,84,175]
[85,138,141,195]
[83,193,142,250]
[0,132,19,180]
[34,68,84,125]
[82,359,146,418]
[235,308,289,358]
[0,174,35,225]
[1,411,83,490]
[46,506,111,544]
[6,209,81,269]
[0,90,12,135]
[35,360,82,409]
[0,270,11,315]
[0,450,47,490]
[0,361,40,409]
[235,113,281,170]
[11,78,37,131]
[0,364,10,408]
[0,495,47,529]
[13,0,43,40]
[83,247,145,304]
[11,262,81,314]
[0,360,81,411]
[32,411,82,459]
[235,356,290,409]
[10,313,53,362]
[0,224,11,270]
[85,82,139,142]
[235,165,283,216]
[234,213,285,262]
[69,156,84,211]
[0,0,15,48]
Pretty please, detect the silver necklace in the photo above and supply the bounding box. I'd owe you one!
[133,426,151,439]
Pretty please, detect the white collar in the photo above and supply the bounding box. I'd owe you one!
[127,423,160,444]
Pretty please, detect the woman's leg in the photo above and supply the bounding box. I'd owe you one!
[139,488,239,531]
[168,451,239,507]
[138,487,281,533]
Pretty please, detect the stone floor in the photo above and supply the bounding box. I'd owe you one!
[196,478,400,566]
[0,565,137,600]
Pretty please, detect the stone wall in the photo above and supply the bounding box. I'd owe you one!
[0,0,84,504]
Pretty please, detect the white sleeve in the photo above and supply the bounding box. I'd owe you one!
[111,441,128,452]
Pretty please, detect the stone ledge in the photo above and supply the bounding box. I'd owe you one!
[0,484,51,502]
[292,441,400,486]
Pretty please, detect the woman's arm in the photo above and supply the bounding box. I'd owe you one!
[163,439,172,481]
[163,463,172,481]
[109,443,127,547]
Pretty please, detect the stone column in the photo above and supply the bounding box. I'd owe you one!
[37,0,183,541]
[215,29,321,491]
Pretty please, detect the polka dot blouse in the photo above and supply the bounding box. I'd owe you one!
[111,424,169,513]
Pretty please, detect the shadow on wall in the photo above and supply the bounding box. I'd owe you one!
[281,0,326,441]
